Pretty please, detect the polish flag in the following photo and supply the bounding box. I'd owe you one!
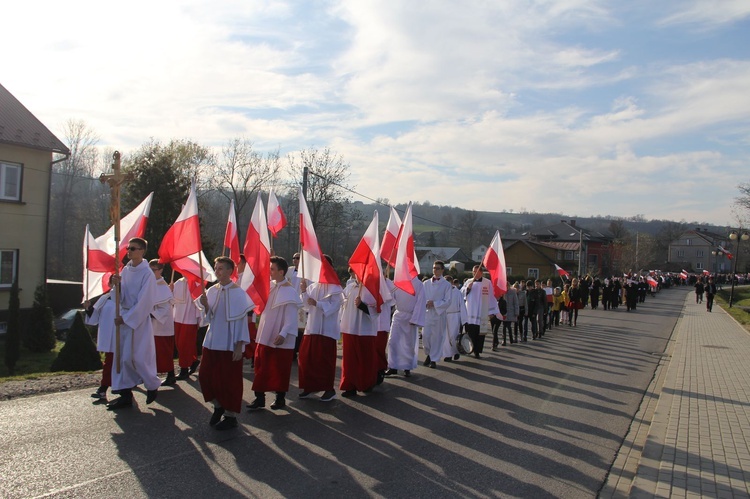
[298,187,340,284]
[393,202,420,294]
[679,270,689,280]
[224,199,241,279]
[240,194,271,314]
[88,193,154,270]
[349,211,391,312]
[171,251,217,299]
[83,193,153,300]
[719,247,733,260]
[267,189,287,238]
[482,230,507,298]
[555,264,570,278]
[158,182,202,264]
[702,270,710,276]
[380,205,402,268]
[646,276,658,288]
[83,225,112,301]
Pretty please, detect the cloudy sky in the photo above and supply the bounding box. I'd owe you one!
[4,1,750,225]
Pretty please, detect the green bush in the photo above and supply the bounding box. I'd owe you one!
[51,311,102,372]
[24,284,57,353]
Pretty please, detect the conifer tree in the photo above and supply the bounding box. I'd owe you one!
[24,284,57,353]
[51,312,101,372]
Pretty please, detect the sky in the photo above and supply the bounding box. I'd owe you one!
[3,0,750,226]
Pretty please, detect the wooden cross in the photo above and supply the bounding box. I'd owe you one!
[99,151,133,373]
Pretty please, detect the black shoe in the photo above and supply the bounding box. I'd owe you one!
[209,407,226,426]
[214,416,238,431]
[188,360,201,375]
[404,370,411,377]
[320,390,337,402]
[501,342,507,346]
[91,387,107,399]
[429,361,437,368]
[491,347,500,352]
[376,371,385,385]
[443,357,452,362]
[474,352,481,358]
[384,368,398,376]
[422,355,431,367]
[341,390,357,397]
[453,354,460,361]
[161,371,176,386]
[176,368,190,381]
[270,397,286,410]
[247,397,266,411]
[146,389,158,404]
[298,391,314,399]
[106,397,133,410]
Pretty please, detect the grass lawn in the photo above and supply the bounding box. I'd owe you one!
[0,340,97,382]
[716,285,750,333]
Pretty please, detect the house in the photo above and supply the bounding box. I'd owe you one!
[0,83,69,322]
[415,247,472,274]
[668,228,730,273]
[521,220,613,276]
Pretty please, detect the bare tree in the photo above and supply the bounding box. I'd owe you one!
[208,138,282,237]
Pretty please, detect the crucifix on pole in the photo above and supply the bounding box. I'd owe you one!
[99,151,134,373]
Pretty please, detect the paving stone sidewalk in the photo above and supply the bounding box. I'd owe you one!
[607,289,750,498]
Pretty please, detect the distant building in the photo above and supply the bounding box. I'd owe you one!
[668,228,730,273]
[0,83,69,322]
[415,247,472,273]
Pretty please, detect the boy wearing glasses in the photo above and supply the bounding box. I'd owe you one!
[107,238,161,410]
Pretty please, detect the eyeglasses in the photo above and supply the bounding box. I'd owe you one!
[127,246,144,251]
[293,257,300,260]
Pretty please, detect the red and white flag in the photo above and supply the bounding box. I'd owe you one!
[224,199,241,275]
[646,276,658,288]
[555,264,570,278]
[482,230,507,298]
[298,187,340,284]
[393,202,420,294]
[380,205,402,268]
[240,194,271,314]
[83,225,112,300]
[349,211,391,312]
[702,269,710,276]
[680,269,689,280]
[158,182,202,264]
[719,246,733,260]
[266,188,287,238]
[83,193,153,300]
[171,251,217,299]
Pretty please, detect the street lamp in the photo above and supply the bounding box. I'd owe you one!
[729,229,750,308]
[711,248,724,275]
[570,231,583,277]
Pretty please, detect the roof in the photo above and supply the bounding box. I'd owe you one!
[526,220,610,243]
[0,83,69,154]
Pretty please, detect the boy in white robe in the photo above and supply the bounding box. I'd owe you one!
[107,238,161,410]
[172,277,202,379]
[421,260,452,369]
[461,265,500,359]
[197,257,253,430]
[149,260,176,386]
[84,281,116,403]
[385,275,426,377]
[443,277,468,361]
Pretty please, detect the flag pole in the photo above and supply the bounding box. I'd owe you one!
[84,225,90,303]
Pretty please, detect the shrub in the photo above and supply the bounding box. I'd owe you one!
[4,279,21,375]
[51,311,102,372]
[24,284,57,353]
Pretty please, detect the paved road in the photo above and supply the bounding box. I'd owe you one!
[0,288,686,498]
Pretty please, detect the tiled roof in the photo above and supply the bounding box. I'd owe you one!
[0,83,69,154]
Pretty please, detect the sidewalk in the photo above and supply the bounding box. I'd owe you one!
[603,289,750,498]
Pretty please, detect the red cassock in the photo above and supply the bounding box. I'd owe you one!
[198,348,244,413]
[252,344,295,392]
[298,335,337,392]
[339,334,378,392]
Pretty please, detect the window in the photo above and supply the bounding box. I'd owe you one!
[0,249,18,287]
[686,239,692,246]
[588,254,598,266]
[564,251,574,260]
[696,262,703,270]
[696,250,704,257]
[0,162,22,201]
[528,268,539,279]
[677,250,685,257]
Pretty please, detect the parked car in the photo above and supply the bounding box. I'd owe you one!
[54,308,84,340]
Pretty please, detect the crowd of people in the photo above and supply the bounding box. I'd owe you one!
[84,237,674,431]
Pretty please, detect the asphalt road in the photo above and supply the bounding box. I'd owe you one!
[0,288,686,498]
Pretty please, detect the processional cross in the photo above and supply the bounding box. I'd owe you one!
[99,151,134,373]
